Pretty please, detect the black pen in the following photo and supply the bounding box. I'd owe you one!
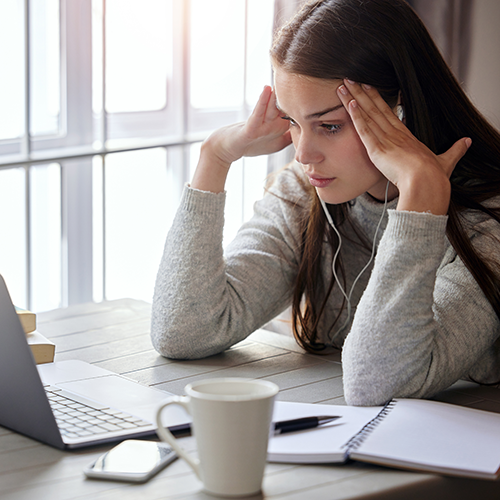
[167,415,340,437]
[273,415,340,435]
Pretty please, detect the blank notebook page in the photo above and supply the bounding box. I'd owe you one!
[352,399,500,478]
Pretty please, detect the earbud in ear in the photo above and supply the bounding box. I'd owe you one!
[396,104,405,122]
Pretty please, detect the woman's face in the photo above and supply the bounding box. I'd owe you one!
[274,68,397,204]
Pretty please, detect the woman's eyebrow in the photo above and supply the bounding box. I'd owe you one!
[305,104,344,119]
[276,103,344,119]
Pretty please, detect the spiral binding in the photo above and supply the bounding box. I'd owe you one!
[341,400,397,458]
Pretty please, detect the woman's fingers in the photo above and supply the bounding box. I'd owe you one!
[344,80,402,126]
[264,86,284,122]
[234,85,292,157]
[342,97,384,153]
[335,80,473,215]
[249,86,285,125]
[248,86,273,124]
[438,137,472,178]
[247,86,286,130]
[337,84,388,155]
[341,80,472,176]
[339,80,412,138]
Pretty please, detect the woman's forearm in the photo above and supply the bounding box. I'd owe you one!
[342,209,498,406]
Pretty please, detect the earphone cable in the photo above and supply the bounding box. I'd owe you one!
[317,180,390,339]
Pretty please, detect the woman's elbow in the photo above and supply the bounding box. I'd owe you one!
[343,370,430,406]
[150,315,228,360]
[150,313,198,359]
[151,328,190,359]
[343,383,394,407]
[342,362,407,406]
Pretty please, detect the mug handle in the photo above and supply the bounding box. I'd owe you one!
[156,396,201,480]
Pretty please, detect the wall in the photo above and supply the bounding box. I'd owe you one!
[466,1,500,130]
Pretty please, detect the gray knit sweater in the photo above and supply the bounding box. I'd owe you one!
[151,162,500,405]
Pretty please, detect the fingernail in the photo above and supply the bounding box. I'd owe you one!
[338,85,348,95]
[465,137,472,148]
[349,99,358,108]
[362,84,372,90]
[346,79,356,85]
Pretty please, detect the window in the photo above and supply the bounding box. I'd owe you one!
[0,0,291,312]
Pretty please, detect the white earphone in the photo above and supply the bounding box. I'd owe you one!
[317,181,390,340]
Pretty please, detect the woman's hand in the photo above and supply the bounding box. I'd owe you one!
[208,85,292,164]
[337,80,471,215]
[191,86,292,193]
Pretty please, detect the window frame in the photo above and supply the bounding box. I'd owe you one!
[0,0,286,311]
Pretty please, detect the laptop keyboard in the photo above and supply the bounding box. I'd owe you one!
[45,386,151,440]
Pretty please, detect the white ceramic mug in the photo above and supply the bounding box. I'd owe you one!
[156,377,279,497]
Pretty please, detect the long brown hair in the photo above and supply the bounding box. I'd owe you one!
[270,0,500,352]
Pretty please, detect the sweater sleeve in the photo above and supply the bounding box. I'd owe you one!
[151,172,305,359]
[342,209,500,406]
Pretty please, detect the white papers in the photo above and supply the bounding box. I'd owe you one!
[351,399,500,479]
[267,399,500,479]
[268,401,381,463]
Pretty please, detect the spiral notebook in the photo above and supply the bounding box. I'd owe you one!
[268,399,500,480]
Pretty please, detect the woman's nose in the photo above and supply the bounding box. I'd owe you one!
[294,133,324,165]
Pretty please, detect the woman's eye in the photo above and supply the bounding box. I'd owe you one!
[281,116,297,127]
[322,123,342,134]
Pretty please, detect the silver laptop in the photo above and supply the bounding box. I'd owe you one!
[0,275,189,449]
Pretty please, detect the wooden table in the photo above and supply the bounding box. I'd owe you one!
[1,299,500,499]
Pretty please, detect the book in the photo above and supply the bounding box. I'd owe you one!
[15,306,36,335]
[26,331,55,364]
[268,399,500,480]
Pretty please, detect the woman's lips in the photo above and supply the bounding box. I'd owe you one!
[307,175,335,188]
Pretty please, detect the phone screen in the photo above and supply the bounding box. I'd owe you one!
[85,440,176,481]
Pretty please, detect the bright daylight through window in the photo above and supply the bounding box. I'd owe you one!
[0,0,283,312]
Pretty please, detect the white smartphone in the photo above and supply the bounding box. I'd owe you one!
[84,440,177,483]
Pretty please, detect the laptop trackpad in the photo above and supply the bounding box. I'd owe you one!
[57,376,188,425]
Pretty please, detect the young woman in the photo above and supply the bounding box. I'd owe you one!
[151,0,500,406]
